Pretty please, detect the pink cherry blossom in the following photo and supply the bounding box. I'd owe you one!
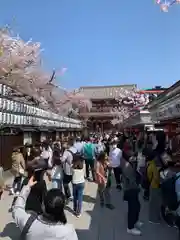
[0,28,92,116]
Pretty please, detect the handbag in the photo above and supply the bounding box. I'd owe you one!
[20,213,37,239]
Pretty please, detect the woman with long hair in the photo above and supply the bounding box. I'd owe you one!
[95,152,114,209]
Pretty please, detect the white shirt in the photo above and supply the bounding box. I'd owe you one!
[72,168,85,184]
[61,146,77,175]
[74,141,84,153]
[109,147,122,168]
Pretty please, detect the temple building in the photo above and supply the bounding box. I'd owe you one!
[79,84,136,132]
[79,85,165,132]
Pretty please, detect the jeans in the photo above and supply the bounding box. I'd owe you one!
[85,160,95,181]
[73,183,85,214]
[63,174,72,199]
[98,184,111,204]
[113,167,121,187]
[52,179,62,191]
[126,189,140,229]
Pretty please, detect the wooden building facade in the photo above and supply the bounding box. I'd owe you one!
[79,84,136,132]
[0,84,82,169]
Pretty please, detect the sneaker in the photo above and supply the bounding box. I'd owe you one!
[135,222,143,228]
[76,214,81,218]
[15,191,20,196]
[105,204,115,210]
[127,228,142,235]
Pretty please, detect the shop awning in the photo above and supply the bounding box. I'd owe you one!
[18,127,38,132]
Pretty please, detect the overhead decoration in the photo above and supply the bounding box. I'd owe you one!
[156,0,180,12]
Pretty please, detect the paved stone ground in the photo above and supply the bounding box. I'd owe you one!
[0,176,178,240]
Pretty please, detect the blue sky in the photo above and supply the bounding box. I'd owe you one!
[1,0,180,90]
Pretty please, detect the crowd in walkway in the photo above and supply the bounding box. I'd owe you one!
[0,131,180,239]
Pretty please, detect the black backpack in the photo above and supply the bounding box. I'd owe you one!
[161,175,180,211]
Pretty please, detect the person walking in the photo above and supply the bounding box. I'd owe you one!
[83,137,96,181]
[109,140,122,190]
[95,152,114,209]
[62,138,77,201]
[72,156,85,217]
[10,147,26,195]
[122,152,142,236]
[147,152,161,224]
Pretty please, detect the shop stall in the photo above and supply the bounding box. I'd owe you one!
[148,80,180,155]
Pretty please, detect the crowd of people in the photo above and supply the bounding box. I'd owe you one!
[0,130,180,239]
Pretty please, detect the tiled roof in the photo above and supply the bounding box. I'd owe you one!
[147,80,180,109]
[79,84,137,99]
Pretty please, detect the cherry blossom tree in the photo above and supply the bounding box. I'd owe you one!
[67,91,92,111]
[0,27,92,116]
[0,28,49,100]
[111,87,151,125]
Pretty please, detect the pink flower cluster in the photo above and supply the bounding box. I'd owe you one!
[111,88,150,125]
